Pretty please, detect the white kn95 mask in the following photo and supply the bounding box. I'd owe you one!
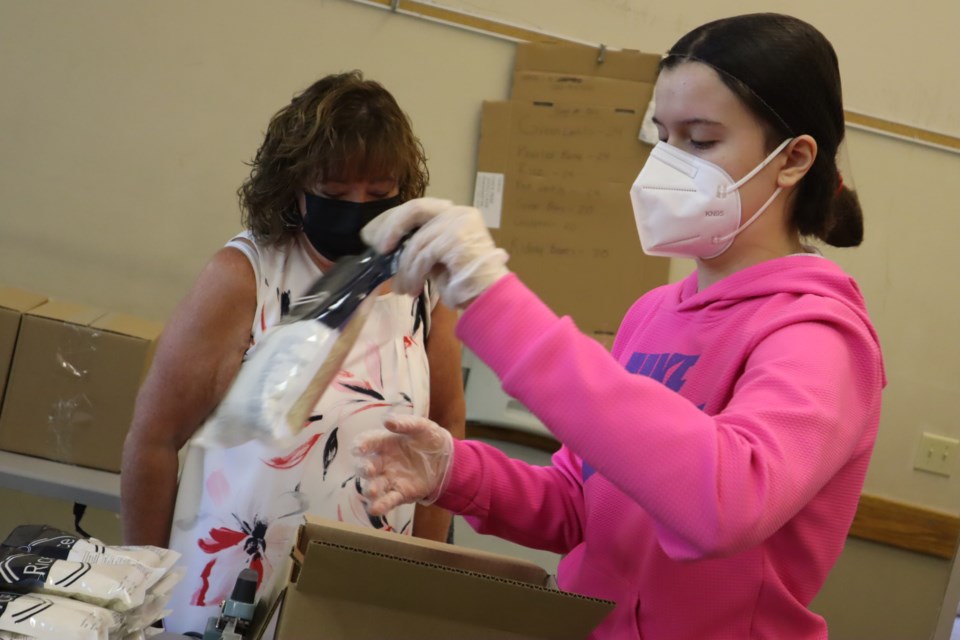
[630,137,793,259]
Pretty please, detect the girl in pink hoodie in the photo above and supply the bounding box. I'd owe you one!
[354,13,884,640]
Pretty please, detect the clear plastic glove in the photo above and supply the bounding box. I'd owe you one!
[351,414,454,516]
[362,197,510,309]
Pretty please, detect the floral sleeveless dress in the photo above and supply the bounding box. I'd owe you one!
[163,232,433,634]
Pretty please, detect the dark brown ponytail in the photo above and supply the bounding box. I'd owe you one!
[823,184,864,247]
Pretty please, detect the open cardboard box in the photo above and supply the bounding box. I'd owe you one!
[251,516,614,640]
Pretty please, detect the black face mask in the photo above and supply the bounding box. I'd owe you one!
[301,193,404,260]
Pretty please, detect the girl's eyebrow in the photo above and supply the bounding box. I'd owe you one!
[652,116,724,127]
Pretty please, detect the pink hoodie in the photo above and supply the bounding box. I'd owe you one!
[436,255,885,639]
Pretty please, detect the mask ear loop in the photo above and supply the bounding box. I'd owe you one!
[715,187,783,244]
[719,137,794,197]
[714,137,794,244]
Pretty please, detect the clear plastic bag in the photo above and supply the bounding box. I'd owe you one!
[0,591,122,640]
[2,525,179,572]
[0,549,165,612]
[194,241,408,449]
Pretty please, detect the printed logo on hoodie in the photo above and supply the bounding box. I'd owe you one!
[624,352,700,392]
[583,352,701,482]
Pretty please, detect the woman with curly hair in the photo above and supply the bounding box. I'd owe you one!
[120,71,465,634]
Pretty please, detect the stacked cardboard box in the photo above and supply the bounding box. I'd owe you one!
[474,43,670,349]
[0,296,163,473]
[0,286,49,408]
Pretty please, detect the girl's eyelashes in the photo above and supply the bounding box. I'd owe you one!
[690,140,717,150]
[653,137,717,151]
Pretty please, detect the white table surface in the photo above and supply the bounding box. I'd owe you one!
[0,450,120,511]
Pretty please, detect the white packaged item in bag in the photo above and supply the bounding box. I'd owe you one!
[119,569,181,631]
[0,591,122,640]
[194,241,409,449]
[0,550,163,612]
[193,306,369,449]
[2,526,178,572]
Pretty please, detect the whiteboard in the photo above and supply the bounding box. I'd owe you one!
[415,0,960,139]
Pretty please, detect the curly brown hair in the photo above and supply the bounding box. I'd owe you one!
[238,71,429,245]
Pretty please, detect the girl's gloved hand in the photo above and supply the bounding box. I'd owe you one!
[351,414,455,516]
[362,197,510,309]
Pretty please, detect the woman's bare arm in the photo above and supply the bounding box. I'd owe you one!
[120,247,256,546]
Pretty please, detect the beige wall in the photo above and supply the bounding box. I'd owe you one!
[1,0,957,636]
[432,0,960,135]
[0,0,514,320]
[811,538,954,640]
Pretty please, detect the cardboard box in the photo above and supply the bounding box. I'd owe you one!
[511,69,654,110]
[0,286,48,409]
[474,43,670,342]
[512,42,662,86]
[510,43,660,112]
[252,517,614,640]
[477,99,669,338]
[0,300,163,472]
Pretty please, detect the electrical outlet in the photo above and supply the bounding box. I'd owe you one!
[913,432,959,477]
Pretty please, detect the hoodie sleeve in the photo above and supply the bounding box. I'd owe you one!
[435,440,586,554]
[454,274,883,561]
